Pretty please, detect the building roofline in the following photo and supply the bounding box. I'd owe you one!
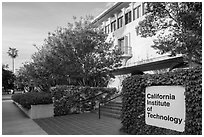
[92,2,124,24]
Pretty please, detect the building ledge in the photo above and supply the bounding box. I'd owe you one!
[111,56,184,75]
[121,53,133,59]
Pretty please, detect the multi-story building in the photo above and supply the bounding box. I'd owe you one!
[92,2,184,91]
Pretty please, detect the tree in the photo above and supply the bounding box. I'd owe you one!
[39,16,122,87]
[2,64,15,91]
[7,47,18,73]
[138,2,202,67]
[16,16,122,92]
[16,62,46,92]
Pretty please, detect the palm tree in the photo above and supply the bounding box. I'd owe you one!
[7,47,18,73]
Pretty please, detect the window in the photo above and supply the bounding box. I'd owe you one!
[117,16,123,29]
[118,33,131,55]
[133,5,141,20]
[133,8,136,20]
[111,20,116,32]
[137,5,141,19]
[102,28,105,33]
[107,25,110,33]
[135,27,140,36]
[125,11,131,25]
[105,25,110,34]
[118,38,124,53]
[124,35,129,54]
[105,26,107,33]
[142,3,148,15]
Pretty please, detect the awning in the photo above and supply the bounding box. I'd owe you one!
[111,56,185,75]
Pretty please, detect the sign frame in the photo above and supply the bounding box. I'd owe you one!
[145,86,185,132]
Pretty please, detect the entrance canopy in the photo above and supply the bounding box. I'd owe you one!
[111,56,184,75]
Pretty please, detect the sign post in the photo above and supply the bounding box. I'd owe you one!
[145,86,185,132]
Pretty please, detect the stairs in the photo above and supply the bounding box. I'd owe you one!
[94,101,122,119]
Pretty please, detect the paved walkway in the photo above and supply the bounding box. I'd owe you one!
[34,113,126,135]
[2,94,126,135]
[2,91,23,100]
[2,94,12,100]
[2,100,47,135]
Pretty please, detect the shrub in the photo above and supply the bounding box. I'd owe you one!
[51,85,117,116]
[121,67,202,135]
[11,92,53,109]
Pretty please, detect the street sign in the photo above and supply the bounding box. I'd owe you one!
[145,86,185,132]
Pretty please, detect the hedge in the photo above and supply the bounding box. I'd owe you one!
[51,85,117,116]
[11,92,53,109]
[121,67,202,135]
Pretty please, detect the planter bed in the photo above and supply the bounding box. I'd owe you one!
[13,101,54,119]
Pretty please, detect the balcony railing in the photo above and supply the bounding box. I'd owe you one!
[121,46,133,58]
[115,45,133,58]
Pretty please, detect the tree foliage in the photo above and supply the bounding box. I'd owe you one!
[2,64,15,90]
[121,67,202,134]
[138,2,202,65]
[16,16,122,92]
[7,47,18,58]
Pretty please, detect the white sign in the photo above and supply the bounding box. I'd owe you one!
[145,86,185,132]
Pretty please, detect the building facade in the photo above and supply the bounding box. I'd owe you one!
[92,2,183,91]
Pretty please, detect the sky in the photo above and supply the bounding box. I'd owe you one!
[2,2,115,72]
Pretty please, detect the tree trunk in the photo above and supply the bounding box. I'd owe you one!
[12,58,14,73]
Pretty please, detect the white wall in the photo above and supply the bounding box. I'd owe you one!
[103,2,168,91]
[109,15,162,67]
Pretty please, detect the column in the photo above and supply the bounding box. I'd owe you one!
[122,8,125,26]
[114,13,118,30]
[102,21,105,32]
[131,2,134,21]
[109,17,111,33]
[103,21,106,33]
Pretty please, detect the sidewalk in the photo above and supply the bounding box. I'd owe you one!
[2,94,12,100]
[2,91,23,100]
[34,112,126,135]
[2,100,47,135]
[2,94,126,135]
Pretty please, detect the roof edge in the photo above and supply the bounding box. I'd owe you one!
[91,2,123,24]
